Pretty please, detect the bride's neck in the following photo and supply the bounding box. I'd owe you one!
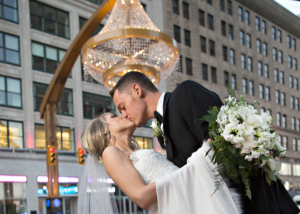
[114,135,134,153]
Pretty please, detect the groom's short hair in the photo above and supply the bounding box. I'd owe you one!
[109,72,158,97]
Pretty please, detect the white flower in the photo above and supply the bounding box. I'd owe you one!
[233,137,244,144]
[150,119,158,129]
[242,134,258,150]
[251,151,261,159]
[267,158,282,171]
[274,140,287,157]
[246,114,263,128]
[245,155,253,162]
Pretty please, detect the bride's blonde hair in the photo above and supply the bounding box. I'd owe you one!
[81,113,139,163]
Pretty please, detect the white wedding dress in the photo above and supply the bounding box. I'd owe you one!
[129,143,242,214]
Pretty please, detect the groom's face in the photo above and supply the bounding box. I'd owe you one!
[113,85,148,127]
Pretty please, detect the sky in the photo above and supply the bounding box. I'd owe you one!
[274,0,300,16]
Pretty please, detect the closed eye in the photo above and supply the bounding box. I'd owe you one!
[110,114,118,118]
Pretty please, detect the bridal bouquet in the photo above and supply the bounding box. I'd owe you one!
[202,87,287,199]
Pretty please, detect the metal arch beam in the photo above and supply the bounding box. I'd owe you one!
[39,0,116,119]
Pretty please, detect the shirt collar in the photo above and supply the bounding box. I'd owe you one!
[156,92,166,117]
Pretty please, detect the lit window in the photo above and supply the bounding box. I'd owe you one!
[280,163,291,176]
[0,120,23,148]
[134,136,153,149]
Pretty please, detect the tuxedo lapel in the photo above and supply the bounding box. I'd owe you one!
[161,92,173,161]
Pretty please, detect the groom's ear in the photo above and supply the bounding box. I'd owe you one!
[132,83,143,98]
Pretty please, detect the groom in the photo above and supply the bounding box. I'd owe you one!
[110,72,299,214]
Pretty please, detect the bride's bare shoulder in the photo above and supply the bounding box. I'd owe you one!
[102,146,125,164]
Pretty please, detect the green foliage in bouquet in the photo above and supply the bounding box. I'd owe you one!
[201,85,286,200]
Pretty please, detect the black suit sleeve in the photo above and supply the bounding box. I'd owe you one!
[174,81,223,144]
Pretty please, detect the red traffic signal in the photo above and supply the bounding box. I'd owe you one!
[47,145,56,165]
[78,148,85,165]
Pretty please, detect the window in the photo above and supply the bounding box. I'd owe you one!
[263,42,267,56]
[295,78,299,90]
[179,55,182,73]
[79,17,103,36]
[224,71,229,87]
[238,7,243,21]
[249,81,254,96]
[32,42,66,74]
[246,34,251,48]
[277,113,281,126]
[220,0,225,11]
[287,35,291,48]
[184,29,191,47]
[230,49,235,64]
[294,58,298,70]
[227,0,232,15]
[186,58,193,76]
[241,54,246,69]
[33,82,73,116]
[296,98,300,111]
[282,114,286,128]
[255,17,260,30]
[281,92,286,106]
[293,139,297,151]
[288,55,292,68]
[245,10,250,25]
[277,135,282,145]
[202,63,208,81]
[223,46,228,61]
[30,0,70,39]
[242,78,247,94]
[207,0,212,5]
[174,25,181,44]
[291,96,294,109]
[0,76,22,108]
[0,119,23,148]
[211,67,217,83]
[265,87,270,101]
[199,10,205,26]
[200,36,206,53]
[208,14,214,31]
[259,84,264,99]
[240,30,244,45]
[248,57,252,71]
[221,21,226,36]
[256,39,261,53]
[292,117,295,130]
[209,40,215,56]
[289,75,294,88]
[183,2,189,19]
[0,0,18,23]
[231,74,236,89]
[297,119,300,131]
[278,50,283,64]
[280,163,291,176]
[258,61,262,76]
[273,48,277,61]
[280,71,284,84]
[260,108,265,114]
[0,32,20,65]
[293,163,300,177]
[292,38,296,51]
[0,182,27,213]
[275,90,280,104]
[274,69,278,82]
[173,0,179,14]
[229,25,234,40]
[282,136,287,148]
[264,64,269,78]
[82,92,115,119]
[272,26,276,40]
[262,20,266,34]
[134,136,153,149]
[277,30,282,43]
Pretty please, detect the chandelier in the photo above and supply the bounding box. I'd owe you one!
[82,0,180,89]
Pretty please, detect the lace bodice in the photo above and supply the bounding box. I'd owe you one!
[129,149,179,213]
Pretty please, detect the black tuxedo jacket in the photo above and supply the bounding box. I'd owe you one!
[159,80,299,214]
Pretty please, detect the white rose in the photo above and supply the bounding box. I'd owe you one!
[261,112,273,124]
[243,124,254,137]
[267,158,282,171]
[246,114,263,128]
[150,119,158,129]
[274,140,287,157]
[233,137,244,144]
[242,134,258,150]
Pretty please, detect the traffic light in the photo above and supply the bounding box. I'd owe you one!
[78,148,85,165]
[47,145,56,165]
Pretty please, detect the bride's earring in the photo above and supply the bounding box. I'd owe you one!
[107,133,111,139]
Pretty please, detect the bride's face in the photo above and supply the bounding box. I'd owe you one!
[104,113,136,136]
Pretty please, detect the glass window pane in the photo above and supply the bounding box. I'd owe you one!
[30,15,43,30]
[44,19,56,34]
[7,78,20,93]
[46,59,57,73]
[145,138,153,149]
[5,49,19,64]
[46,46,57,61]
[0,120,8,148]
[56,127,62,150]
[57,11,69,25]
[83,93,93,118]
[30,1,42,16]
[94,96,104,116]
[105,97,115,113]
[4,35,18,50]
[9,121,23,137]
[32,43,44,57]
[4,0,17,8]
[44,6,56,21]
[0,91,5,105]
[5,199,27,214]
[0,76,5,91]
[0,33,3,47]
[0,47,4,61]
[32,55,44,71]
[0,183,3,199]
[7,93,21,107]
[59,50,65,62]
[61,128,74,151]
[13,183,26,198]
[35,124,46,150]
[134,137,144,148]
[57,24,70,38]
[3,6,18,22]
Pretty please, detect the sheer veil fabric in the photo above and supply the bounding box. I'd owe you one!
[77,153,119,214]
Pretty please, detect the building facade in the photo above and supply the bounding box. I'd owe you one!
[0,0,299,213]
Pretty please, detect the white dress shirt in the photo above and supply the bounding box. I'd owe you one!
[156,92,166,132]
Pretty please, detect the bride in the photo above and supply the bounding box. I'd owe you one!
[78,112,242,214]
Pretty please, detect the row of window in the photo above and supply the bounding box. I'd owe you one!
[202,64,217,83]
[290,96,300,111]
[275,90,286,106]
[278,135,300,152]
[272,26,297,50]
[288,55,298,70]
[258,85,270,101]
